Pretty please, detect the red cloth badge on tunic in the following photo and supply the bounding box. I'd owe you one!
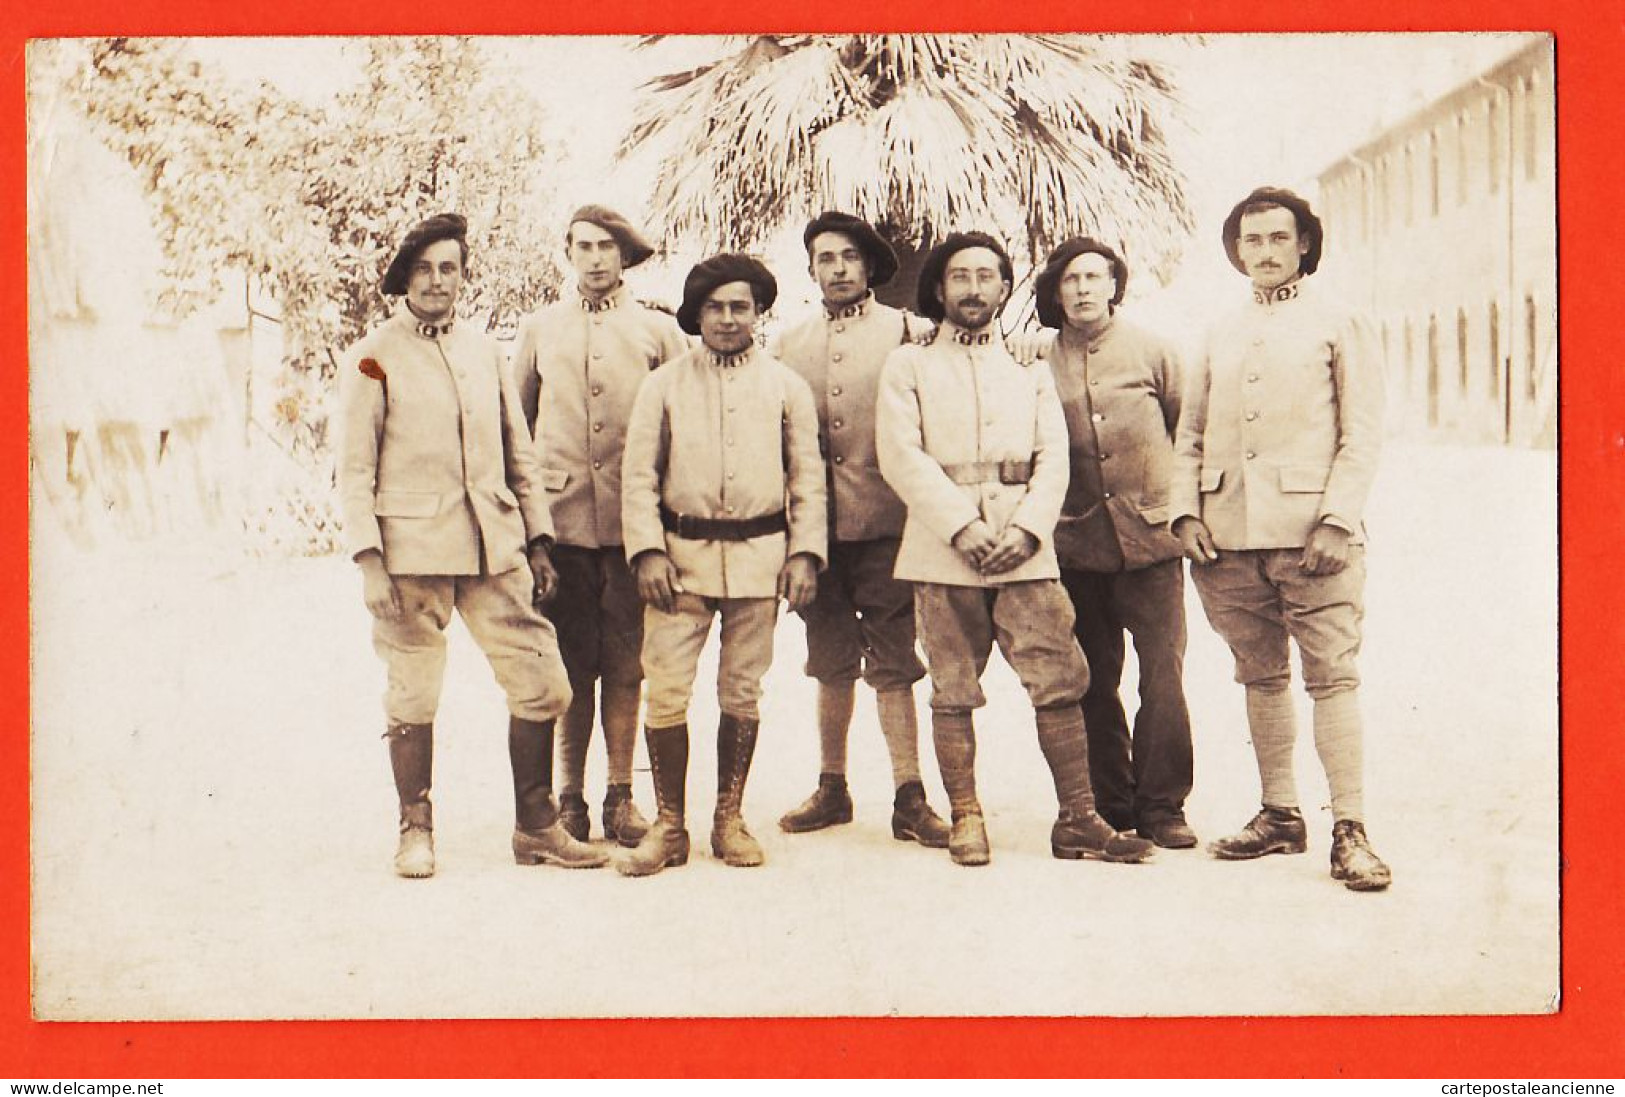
[358,357,389,399]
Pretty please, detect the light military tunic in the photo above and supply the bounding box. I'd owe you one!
[512,284,690,549]
[1169,279,1384,549]
[621,346,828,599]
[876,322,1070,587]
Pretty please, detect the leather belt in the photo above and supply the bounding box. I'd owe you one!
[941,459,1033,486]
[660,505,788,541]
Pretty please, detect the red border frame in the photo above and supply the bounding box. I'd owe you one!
[7,0,1622,1079]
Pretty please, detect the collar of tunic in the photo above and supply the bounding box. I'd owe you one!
[703,347,755,369]
[411,318,454,340]
[939,320,994,347]
[579,284,626,313]
[1251,281,1301,306]
[1058,313,1116,355]
[822,292,872,321]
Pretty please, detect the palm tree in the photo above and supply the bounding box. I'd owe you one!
[620,34,1193,309]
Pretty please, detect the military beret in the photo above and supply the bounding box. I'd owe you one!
[1033,237,1129,329]
[914,231,1014,322]
[568,204,657,269]
[802,211,899,287]
[381,213,469,297]
[676,253,778,336]
[1221,186,1324,277]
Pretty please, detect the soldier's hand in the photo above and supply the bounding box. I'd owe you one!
[634,551,681,614]
[358,552,403,621]
[777,553,819,612]
[1173,516,1219,565]
[1007,328,1056,366]
[1300,523,1352,576]
[951,519,1000,569]
[980,526,1039,574]
[528,543,559,606]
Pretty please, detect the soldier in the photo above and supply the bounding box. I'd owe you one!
[617,254,827,877]
[337,212,608,878]
[1031,237,1197,850]
[1170,186,1391,891]
[874,231,1155,868]
[770,211,949,848]
[513,205,689,848]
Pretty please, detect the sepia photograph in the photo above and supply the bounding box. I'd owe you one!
[26,31,1557,1024]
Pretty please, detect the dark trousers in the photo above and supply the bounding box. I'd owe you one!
[1059,558,1192,829]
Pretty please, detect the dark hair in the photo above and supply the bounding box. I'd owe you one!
[1033,237,1129,328]
[914,231,1014,321]
[1221,186,1323,277]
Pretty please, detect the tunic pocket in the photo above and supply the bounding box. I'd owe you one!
[540,468,570,493]
[1199,469,1224,493]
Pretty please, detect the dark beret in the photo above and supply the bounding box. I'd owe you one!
[382,213,469,297]
[914,231,1014,321]
[802,211,899,287]
[676,253,779,336]
[1033,237,1129,329]
[568,204,656,268]
[1221,186,1324,277]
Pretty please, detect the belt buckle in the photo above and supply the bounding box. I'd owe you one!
[998,460,1023,485]
[675,513,698,538]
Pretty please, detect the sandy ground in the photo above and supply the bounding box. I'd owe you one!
[29,439,1558,1020]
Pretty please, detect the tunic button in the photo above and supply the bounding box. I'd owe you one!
[1092,413,1105,422]
[833,455,844,465]
[1246,411,1258,421]
[592,353,602,361]
[835,324,846,333]
[1089,379,1099,387]
[831,386,842,396]
[1103,491,1113,499]
[832,419,843,429]
[727,472,735,480]
[1247,374,1260,383]
[1245,451,1256,459]
[832,353,843,363]
[593,460,603,470]
[727,437,736,446]
[593,423,603,433]
[592,385,603,396]
[726,505,736,514]
[1100,453,1110,460]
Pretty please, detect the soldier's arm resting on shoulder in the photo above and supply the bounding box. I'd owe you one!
[1007,326,1056,367]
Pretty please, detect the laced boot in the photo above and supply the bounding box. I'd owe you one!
[1207,805,1309,860]
[933,710,989,866]
[557,792,591,842]
[509,716,608,869]
[779,773,853,833]
[385,722,435,878]
[1035,704,1154,864]
[711,713,764,867]
[1330,819,1392,891]
[891,780,951,848]
[617,725,691,877]
[602,784,650,848]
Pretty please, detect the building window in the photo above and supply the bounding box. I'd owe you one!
[1524,73,1540,181]
[1456,112,1470,204]
[1403,143,1415,225]
[1424,317,1439,427]
[1429,129,1441,216]
[1488,96,1501,195]
[1457,308,1470,394]
[1524,294,1539,400]
[1488,300,1501,400]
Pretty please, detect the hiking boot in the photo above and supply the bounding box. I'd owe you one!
[394,801,435,878]
[617,724,689,878]
[1208,806,1309,860]
[713,714,764,867]
[558,792,590,842]
[779,773,853,833]
[618,821,691,877]
[512,824,610,868]
[891,780,951,848]
[1330,819,1392,891]
[602,784,650,847]
[1052,809,1155,863]
[509,716,607,869]
[948,811,991,866]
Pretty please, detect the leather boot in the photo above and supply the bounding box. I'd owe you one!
[1330,819,1392,891]
[711,713,764,867]
[557,791,590,842]
[618,725,691,877]
[891,780,951,848]
[932,710,988,866]
[1207,805,1309,860]
[1035,704,1154,864]
[385,722,435,878]
[509,716,609,869]
[602,783,650,848]
[779,773,854,833]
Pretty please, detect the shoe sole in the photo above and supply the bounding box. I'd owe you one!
[1139,829,1199,849]
[615,850,690,877]
[950,850,991,866]
[1332,867,1393,891]
[513,851,610,868]
[1052,843,1155,864]
[893,823,951,850]
[394,864,434,878]
[777,810,854,834]
[1208,839,1308,860]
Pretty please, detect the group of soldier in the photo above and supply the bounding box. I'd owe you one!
[336,184,1392,895]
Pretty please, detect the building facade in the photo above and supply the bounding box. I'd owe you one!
[1316,39,1555,447]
